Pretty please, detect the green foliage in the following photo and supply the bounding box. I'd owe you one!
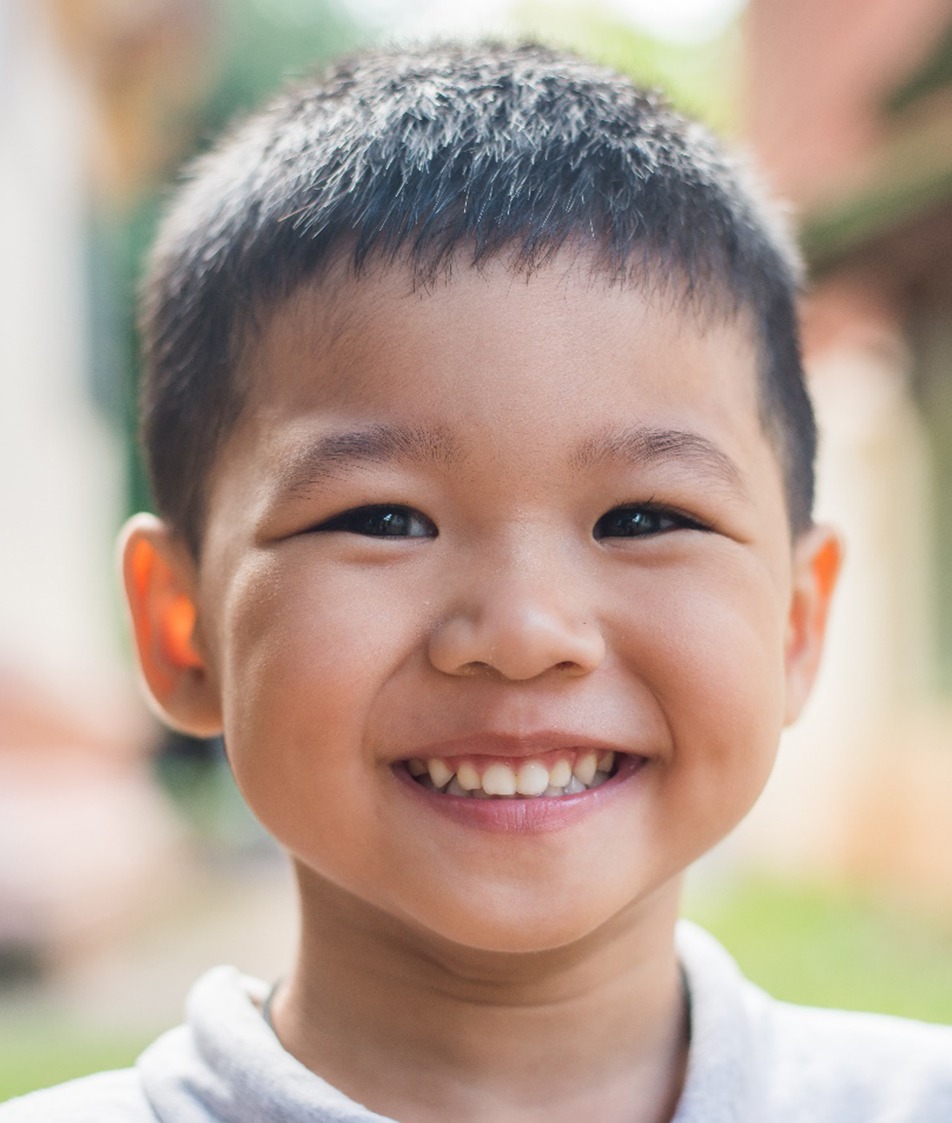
[197,0,367,145]
[685,875,952,1024]
[508,0,744,133]
[0,1022,153,1104]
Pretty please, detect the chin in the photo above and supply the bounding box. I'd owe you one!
[405,887,657,958]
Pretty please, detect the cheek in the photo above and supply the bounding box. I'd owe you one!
[613,561,789,826]
[670,594,787,739]
[209,556,421,830]
[222,554,405,701]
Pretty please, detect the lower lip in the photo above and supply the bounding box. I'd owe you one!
[391,755,648,834]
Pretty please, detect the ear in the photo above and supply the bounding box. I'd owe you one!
[783,523,843,725]
[119,513,223,738]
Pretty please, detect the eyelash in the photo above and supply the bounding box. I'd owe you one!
[311,504,437,538]
[592,504,708,540]
[310,503,707,540]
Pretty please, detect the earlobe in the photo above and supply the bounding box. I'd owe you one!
[783,523,843,725]
[119,513,223,737]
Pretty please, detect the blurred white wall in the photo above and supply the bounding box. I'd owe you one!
[0,1,126,698]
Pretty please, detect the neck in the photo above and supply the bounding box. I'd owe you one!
[272,868,689,1123]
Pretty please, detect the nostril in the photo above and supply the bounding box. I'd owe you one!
[461,661,495,678]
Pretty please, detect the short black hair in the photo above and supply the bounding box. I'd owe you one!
[141,42,815,553]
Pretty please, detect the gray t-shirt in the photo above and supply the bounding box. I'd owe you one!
[3,922,950,1121]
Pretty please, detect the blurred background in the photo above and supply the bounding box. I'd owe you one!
[2,0,952,1099]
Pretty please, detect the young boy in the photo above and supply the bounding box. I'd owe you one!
[6,42,951,1123]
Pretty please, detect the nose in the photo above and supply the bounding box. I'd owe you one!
[427,564,606,682]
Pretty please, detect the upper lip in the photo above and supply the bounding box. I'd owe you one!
[394,731,636,762]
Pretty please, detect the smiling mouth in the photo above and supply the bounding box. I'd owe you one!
[402,749,619,800]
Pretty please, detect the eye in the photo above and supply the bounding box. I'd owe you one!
[593,504,705,540]
[312,504,437,538]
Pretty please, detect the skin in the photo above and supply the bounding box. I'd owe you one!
[122,254,840,1123]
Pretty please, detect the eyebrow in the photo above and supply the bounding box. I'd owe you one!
[272,421,746,503]
[571,425,747,495]
[274,424,462,498]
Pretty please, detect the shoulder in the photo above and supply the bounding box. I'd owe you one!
[752,992,952,1118]
[675,920,952,1123]
[0,1069,155,1122]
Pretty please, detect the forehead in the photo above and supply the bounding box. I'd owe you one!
[215,254,778,514]
[240,255,759,413]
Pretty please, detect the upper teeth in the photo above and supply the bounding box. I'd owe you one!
[407,751,616,799]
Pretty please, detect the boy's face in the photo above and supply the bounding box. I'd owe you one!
[126,256,838,954]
